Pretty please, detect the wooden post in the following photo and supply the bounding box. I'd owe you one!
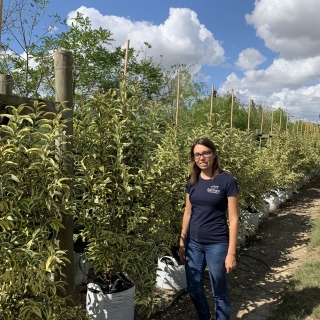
[247,98,251,132]
[0,75,12,138]
[175,67,180,126]
[230,90,234,131]
[124,39,130,78]
[0,74,13,95]
[209,85,214,123]
[285,114,289,132]
[54,51,75,304]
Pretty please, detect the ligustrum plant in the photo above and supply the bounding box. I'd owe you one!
[0,102,85,319]
[73,81,169,316]
[264,127,320,190]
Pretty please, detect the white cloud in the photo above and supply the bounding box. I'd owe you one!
[268,86,320,121]
[222,57,320,95]
[220,56,320,121]
[235,48,266,70]
[65,4,320,121]
[67,6,225,69]
[246,0,320,59]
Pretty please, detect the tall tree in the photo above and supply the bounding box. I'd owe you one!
[1,4,166,104]
[0,0,60,97]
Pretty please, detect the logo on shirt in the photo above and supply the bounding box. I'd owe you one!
[207,185,220,194]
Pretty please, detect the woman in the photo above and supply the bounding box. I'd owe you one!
[179,137,239,320]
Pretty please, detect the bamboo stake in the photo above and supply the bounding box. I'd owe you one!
[279,110,282,132]
[270,108,274,147]
[230,90,234,131]
[310,122,312,135]
[175,67,181,126]
[285,114,289,132]
[247,98,251,132]
[305,121,309,135]
[259,105,264,148]
[308,122,311,135]
[209,85,214,123]
[260,105,264,134]
[123,39,130,78]
[292,117,296,134]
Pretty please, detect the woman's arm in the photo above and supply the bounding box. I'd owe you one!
[179,194,192,263]
[225,194,239,273]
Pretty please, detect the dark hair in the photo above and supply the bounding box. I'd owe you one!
[189,137,222,185]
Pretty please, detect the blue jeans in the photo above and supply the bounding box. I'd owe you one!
[185,238,230,320]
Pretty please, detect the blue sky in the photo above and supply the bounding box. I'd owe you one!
[3,0,320,122]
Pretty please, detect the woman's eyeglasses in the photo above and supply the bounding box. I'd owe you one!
[193,150,212,160]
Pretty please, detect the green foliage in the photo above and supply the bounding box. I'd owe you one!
[0,102,85,319]
[73,82,169,315]
[1,83,319,317]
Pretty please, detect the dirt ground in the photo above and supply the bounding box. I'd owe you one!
[155,174,320,320]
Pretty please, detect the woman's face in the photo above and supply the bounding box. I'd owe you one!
[193,144,214,170]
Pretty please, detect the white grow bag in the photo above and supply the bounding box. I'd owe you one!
[74,253,90,285]
[238,223,246,245]
[261,202,270,219]
[273,189,286,203]
[156,256,187,290]
[264,192,280,213]
[86,282,135,320]
[246,211,260,230]
[285,189,293,200]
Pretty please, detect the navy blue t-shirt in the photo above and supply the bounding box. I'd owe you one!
[186,172,239,244]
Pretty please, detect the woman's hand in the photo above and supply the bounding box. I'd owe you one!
[225,253,236,273]
[179,246,186,264]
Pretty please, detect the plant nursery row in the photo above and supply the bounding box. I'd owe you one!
[0,84,320,319]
